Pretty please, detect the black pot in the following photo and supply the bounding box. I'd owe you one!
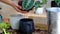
[51,1,57,7]
[19,18,34,34]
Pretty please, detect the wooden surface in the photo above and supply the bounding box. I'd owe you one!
[35,23,48,30]
[18,11,47,18]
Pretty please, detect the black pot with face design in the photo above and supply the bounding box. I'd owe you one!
[19,18,34,34]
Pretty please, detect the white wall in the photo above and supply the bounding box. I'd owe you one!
[0,1,20,18]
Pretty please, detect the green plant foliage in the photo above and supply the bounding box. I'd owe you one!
[22,0,47,10]
[0,23,10,29]
[35,1,42,7]
[55,0,60,4]
[0,23,10,34]
[35,0,47,8]
[35,1,42,10]
[22,0,35,10]
[42,0,47,4]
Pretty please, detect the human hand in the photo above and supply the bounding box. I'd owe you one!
[12,4,28,13]
[1,0,28,13]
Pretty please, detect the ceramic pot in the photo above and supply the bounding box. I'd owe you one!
[35,7,44,14]
[9,14,24,30]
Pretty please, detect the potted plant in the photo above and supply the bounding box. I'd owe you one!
[35,0,47,14]
[0,22,10,34]
[18,0,35,12]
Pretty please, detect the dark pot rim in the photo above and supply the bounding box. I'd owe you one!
[20,18,33,22]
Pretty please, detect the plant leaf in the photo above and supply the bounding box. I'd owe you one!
[22,0,35,10]
[42,0,47,4]
[55,0,60,4]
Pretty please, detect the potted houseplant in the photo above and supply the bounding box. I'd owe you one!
[18,0,35,12]
[0,23,10,34]
[35,0,47,14]
[9,0,35,30]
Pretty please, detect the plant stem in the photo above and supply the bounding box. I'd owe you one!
[2,28,7,34]
[57,3,59,7]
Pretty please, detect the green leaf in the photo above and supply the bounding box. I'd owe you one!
[22,0,35,10]
[55,0,60,4]
[35,1,41,8]
[42,0,47,4]
[0,23,10,29]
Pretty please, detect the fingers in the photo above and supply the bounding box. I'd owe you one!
[18,10,28,13]
[16,5,28,13]
[14,6,21,12]
[15,6,28,13]
[17,5,22,9]
[13,4,28,13]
